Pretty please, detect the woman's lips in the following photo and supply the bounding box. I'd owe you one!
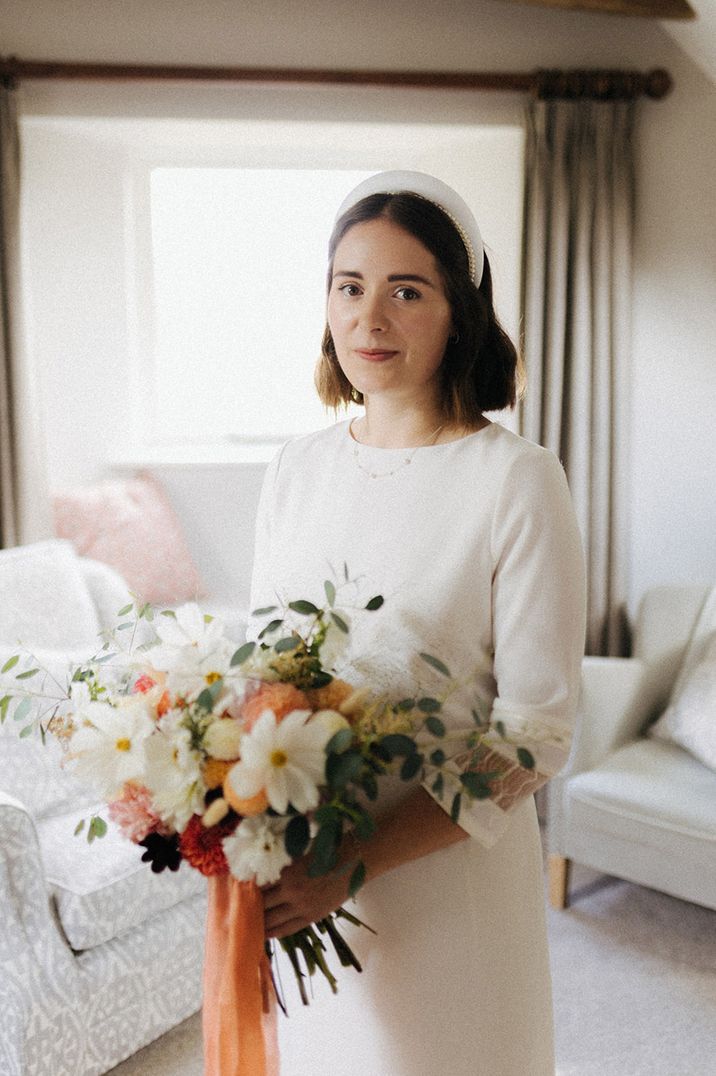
[354,349,398,362]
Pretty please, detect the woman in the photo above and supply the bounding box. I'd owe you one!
[252,171,586,1075]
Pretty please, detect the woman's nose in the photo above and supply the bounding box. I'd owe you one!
[360,293,390,333]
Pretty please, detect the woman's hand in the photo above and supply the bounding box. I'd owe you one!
[261,849,353,939]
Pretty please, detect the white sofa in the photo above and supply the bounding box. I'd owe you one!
[548,584,716,912]
[0,541,211,1076]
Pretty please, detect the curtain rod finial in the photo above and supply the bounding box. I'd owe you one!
[645,69,672,100]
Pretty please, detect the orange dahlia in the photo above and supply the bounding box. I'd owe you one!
[179,812,237,876]
[202,758,234,790]
[241,682,310,730]
[305,679,354,712]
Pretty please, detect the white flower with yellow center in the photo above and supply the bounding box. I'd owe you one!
[142,725,206,830]
[149,603,235,699]
[228,708,330,814]
[67,697,154,799]
[222,815,291,886]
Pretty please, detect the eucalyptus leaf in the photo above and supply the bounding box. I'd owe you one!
[353,810,376,840]
[400,752,423,781]
[95,652,118,664]
[274,635,301,653]
[460,772,492,799]
[495,720,507,739]
[1,655,20,674]
[324,580,336,607]
[450,792,462,824]
[88,815,108,843]
[380,733,417,758]
[430,748,446,766]
[117,603,134,617]
[161,609,177,619]
[330,612,349,634]
[19,725,33,739]
[343,562,349,581]
[432,773,444,798]
[396,698,416,711]
[196,687,216,711]
[288,600,320,616]
[314,804,341,826]
[417,697,441,714]
[74,818,86,836]
[517,747,536,770]
[419,652,451,677]
[115,622,134,631]
[252,605,278,617]
[16,668,40,681]
[13,697,31,724]
[365,595,384,611]
[309,819,342,876]
[326,750,364,790]
[361,772,378,801]
[472,707,486,726]
[326,727,354,755]
[258,618,284,639]
[0,695,10,723]
[425,715,446,737]
[230,641,256,666]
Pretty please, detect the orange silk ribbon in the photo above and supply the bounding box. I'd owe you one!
[203,874,279,1076]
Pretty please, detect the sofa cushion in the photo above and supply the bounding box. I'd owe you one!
[53,472,205,605]
[0,540,100,650]
[37,803,207,951]
[567,739,716,849]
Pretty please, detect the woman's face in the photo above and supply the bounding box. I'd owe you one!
[327,217,454,409]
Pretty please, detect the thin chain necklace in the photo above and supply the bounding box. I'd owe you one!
[350,419,445,480]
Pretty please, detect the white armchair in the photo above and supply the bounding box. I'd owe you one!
[548,584,716,911]
[0,541,207,1076]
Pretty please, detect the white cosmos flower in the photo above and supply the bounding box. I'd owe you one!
[222,815,291,886]
[68,697,154,799]
[142,724,206,830]
[228,708,330,814]
[149,604,234,694]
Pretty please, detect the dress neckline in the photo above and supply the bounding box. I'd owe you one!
[345,417,494,453]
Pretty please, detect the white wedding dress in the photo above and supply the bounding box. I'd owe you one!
[248,419,585,1076]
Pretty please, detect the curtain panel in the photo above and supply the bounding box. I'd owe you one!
[520,97,636,656]
[0,81,50,548]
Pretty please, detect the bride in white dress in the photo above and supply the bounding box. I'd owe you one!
[252,171,586,1076]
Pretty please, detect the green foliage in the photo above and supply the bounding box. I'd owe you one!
[88,815,107,842]
[252,605,278,617]
[1,655,19,674]
[19,725,33,739]
[460,772,493,800]
[324,580,336,607]
[429,748,446,766]
[309,817,342,876]
[517,747,536,770]
[361,772,378,801]
[0,695,11,724]
[230,641,256,666]
[330,612,349,634]
[380,733,417,758]
[425,715,446,737]
[495,720,507,739]
[349,861,366,898]
[274,635,301,653]
[432,773,444,798]
[417,697,441,714]
[326,749,364,790]
[16,668,40,680]
[258,619,283,639]
[117,603,134,617]
[419,652,451,677]
[325,727,354,755]
[74,818,86,836]
[288,600,320,616]
[196,680,223,711]
[285,814,311,859]
[13,698,31,724]
[396,698,416,711]
[450,792,462,823]
[365,595,384,611]
[400,752,423,781]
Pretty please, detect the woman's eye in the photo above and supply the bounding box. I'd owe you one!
[395,286,421,301]
[338,282,362,297]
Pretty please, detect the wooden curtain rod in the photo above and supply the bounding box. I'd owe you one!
[0,57,672,100]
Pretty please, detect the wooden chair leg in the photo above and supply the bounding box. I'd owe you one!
[548,854,571,910]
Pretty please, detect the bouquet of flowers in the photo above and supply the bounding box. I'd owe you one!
[1,573,536,1008]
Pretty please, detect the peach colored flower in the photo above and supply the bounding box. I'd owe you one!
[109,781,172,842]
[241,682,310,731]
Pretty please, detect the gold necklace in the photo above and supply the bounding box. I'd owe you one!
[350,420,445,480]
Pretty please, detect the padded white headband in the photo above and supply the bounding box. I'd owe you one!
[335,170,484,287]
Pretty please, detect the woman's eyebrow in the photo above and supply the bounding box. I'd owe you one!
[332,270,436,288]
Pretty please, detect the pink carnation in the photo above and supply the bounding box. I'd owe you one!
[109,782,172,842]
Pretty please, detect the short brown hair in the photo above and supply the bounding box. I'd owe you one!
[315,192,520,424]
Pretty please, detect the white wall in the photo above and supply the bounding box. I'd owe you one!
[4,0,716,618]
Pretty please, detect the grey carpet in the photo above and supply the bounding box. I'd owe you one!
[108,868,716,1075]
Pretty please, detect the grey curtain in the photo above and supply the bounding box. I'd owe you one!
[0,80,50,548]
[520,97,636,655]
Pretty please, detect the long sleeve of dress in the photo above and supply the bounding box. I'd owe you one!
[421,448,586,848]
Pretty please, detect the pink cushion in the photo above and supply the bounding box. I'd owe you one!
[53,472,205,605]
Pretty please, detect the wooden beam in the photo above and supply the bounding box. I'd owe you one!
[495,0,695,18]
